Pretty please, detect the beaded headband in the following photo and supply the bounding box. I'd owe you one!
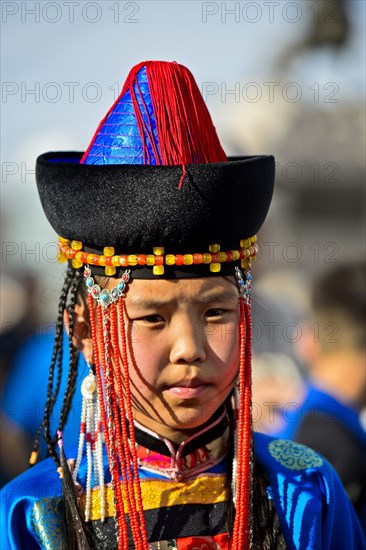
[58,235,258,276]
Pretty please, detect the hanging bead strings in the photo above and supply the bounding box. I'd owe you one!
[117,299,149,549]
[230,267,253,550]
[83,267,148,549]
[110,302,146,549]
[72,361,105,523]
[79,264,253,549]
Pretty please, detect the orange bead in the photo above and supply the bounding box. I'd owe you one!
[193,253,203,264]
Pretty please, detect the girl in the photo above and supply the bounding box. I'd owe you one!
[1,61,364,550]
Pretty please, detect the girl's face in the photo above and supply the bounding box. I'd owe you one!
[107,276,241,443]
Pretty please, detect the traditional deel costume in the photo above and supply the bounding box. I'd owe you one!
[1,61,365,550]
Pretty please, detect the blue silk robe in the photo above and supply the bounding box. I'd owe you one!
[1,424,365,549]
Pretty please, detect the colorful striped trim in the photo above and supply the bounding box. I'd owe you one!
[80,473,228,521]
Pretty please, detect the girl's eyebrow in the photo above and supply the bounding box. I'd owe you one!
[127,289,239,310]
[196,290,239,304]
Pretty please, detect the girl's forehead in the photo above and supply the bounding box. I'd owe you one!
[124,276,239,305]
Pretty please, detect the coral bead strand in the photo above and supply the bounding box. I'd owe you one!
[97,305,129,549]
[88,295,109,451]
[231,297,252,549]
[119,300,149,549]
[110,303,143,549]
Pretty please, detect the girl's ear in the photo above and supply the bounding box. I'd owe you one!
[63,302,94,363]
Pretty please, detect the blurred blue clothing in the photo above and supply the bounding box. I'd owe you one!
[1,328,85,458]
[293,384,366,533]
[294,384,366,446]
[0,432,365,549]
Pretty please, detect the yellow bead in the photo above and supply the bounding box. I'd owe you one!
[153,265,164,276]
[183,254,193,265]
[71,240,82,250]
[87,253,95,265]
[72,259,83,268]
[240,238,251,249]
[112,256,120,266]
[241,259,250,269]
[231,250,240,261]
[99,256,106,266]
[209,243,220,253]
[57,252,67,263]
[75,251,83,261]
[210,262,221,273]
[202,253,212,264]
[146,254,155,266]
[165,254,175,266]
[59,236,68,244]
[250,235,257,243]
[105,266,116,276]
[29,450,38,466]
[249,255,256,263]
[128,254,137,266]
[103,246,115,256]
[218,252,227,263]
[153,246,165,256]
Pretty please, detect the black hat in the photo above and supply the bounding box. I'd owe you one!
[36,61,275,278]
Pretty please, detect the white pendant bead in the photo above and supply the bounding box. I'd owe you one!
[81,374,97,398]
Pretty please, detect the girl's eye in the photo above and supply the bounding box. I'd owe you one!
[205,308,224,318]
[140,314,165,324]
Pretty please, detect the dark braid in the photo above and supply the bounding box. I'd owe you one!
[32,265,77,464]
[56,268,84,437]
[43,266,83,461]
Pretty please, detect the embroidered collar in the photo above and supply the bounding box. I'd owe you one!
[133,407,230,481]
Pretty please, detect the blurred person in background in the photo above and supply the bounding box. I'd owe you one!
[252,351,306,438]
[251,290,308,438]
[1,328,85,485]
[295,262,366,531]
[0,273,37,484]
[0,271,85,485]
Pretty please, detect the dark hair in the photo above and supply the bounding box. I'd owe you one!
[33,264,91,549]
